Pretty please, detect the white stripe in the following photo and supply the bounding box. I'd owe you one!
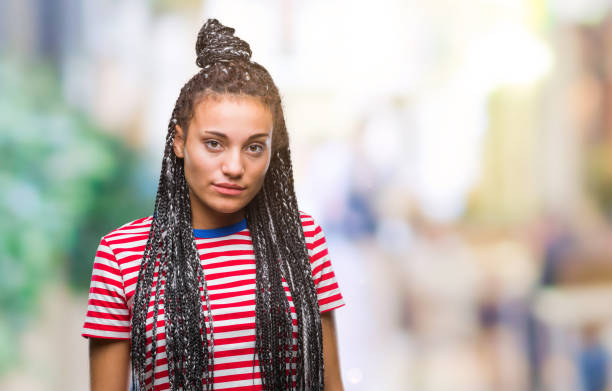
[82,329,130,339]
[89,280,125,293]
[83,315,129,327]
[320,300,346,313]
[87,292,125,304]
[87,304,129,316]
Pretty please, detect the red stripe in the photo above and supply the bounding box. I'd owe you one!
[89,286,124,300]
[82,333,130,340]
[206,268,256,281]
[215,359,259,371]
[321,302,345,313]
[88,298,126,309]
[311,258,330,278]
[214,334,256,345]
[200,249,254,260]
[91,275,123,290]
[208,310,254,322]
[316,283,338,295]
[319,293,343,306]
[210,299,256,310]
[123,264,140,275]
[83,322,130,332]
[95,249,115,263]
[214,347,255,358]
[124,276,138,287]
[310,247,328,263]
[93,261,121,276]
[214,371,263,383]
[120,253,147,264]
[213,322,255,333]
[104,221,151,238]
[310,236,326,249]
[113,244,146,253]
[320,271,337,282]
[314,268,336,287]
[209,288,255,301]
[201,258,255,270]
[207,278,255,291]
[196,238,253,249]
[86,310,129,321]
[106,234,149,245]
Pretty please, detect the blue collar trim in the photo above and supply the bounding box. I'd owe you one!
[192,218,247,238]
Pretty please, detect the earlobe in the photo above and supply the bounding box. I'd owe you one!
[173,125,185,158]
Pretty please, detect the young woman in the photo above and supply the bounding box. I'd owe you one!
[81,19,346,391]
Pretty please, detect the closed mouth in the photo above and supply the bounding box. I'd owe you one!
[213,183,246,190]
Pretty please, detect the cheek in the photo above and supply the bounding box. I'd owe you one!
[248,157,270,187]
[256,154,272,179]
[184,148,216,181]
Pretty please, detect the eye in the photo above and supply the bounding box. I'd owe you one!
[247,144,265,154]
[204,140,222,150]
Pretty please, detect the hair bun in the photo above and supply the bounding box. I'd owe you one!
[195,18,252,68]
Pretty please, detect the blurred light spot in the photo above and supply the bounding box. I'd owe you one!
[376,218,414,256]
[465,23,554,87]
[549,0,612,23]
[347,367,363,384]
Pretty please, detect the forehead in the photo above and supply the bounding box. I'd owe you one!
[190,95,273,136]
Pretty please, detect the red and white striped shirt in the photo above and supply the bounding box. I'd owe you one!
[81,212,345,390]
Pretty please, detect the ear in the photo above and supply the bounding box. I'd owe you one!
[173,124,185,158]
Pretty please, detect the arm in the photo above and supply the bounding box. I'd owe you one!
[321,310,344,391]
[89,338,131,391]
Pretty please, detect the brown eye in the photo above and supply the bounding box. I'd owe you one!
[248,144,264,154]
[204,140,222,150]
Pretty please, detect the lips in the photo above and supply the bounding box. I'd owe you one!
[212,183,245,196]
[214,183,245,190]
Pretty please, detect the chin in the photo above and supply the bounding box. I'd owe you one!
[209,199,248,215]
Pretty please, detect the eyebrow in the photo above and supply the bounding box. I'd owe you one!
[203,130,270,141]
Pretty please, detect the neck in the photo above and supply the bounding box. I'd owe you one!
[189,189,246,230]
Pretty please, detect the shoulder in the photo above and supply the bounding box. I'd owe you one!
[299,210,319,230]
[99,215,154,249]
[299,211,327,244]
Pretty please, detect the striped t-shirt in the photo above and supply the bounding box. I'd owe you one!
[81,212,345,390]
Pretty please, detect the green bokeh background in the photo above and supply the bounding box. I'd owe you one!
[0,57,154,374]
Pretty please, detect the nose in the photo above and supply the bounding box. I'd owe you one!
[221,148,245,178]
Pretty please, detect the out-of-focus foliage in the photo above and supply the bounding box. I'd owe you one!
[0,57,153,374]
[585,144,612,219]
[150,0,201,13]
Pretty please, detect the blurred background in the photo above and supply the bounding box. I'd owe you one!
[2,0,612,390]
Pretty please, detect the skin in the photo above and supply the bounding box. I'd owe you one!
[173,94,273,229]
[321,310,345,391]
[89,94,344,390]
[89,338,130,390]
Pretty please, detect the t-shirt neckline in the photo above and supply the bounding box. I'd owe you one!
[192,218,247,238]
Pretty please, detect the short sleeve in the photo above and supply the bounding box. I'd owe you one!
[81,237,131,340]
[302,214,346,313]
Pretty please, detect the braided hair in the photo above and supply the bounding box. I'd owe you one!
[129,19,324,390]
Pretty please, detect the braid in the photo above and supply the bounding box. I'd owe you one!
[131,106,216,390]
[130,18,324,390]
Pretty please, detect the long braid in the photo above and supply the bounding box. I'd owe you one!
[130,18,324,390]
[251,148,325,390]
[131,106,216,390]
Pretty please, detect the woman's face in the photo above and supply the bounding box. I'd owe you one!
[173,94,273,228]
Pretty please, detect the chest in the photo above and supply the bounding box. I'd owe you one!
[124,238,298,353]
